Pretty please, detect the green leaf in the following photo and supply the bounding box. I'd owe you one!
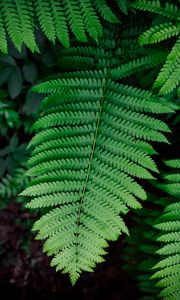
[7,67,22,98]
[23,63,38,83]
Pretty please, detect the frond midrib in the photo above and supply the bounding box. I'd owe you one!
[74,78,107,264]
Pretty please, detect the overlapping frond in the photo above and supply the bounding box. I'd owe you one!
[132,0,180,95]
[0,10,7,53]
[0,164,29,198]
[123,159,180,299]
[56,25,168,82]
[152,159,180,299]
[1,0,37,52]
[132,1,179,19]
[0,0,133,52]
[154,37,180,95]
[123,200,161,299]
[116,0,129,15]
[138,23,180,45]
[21,69,172,284]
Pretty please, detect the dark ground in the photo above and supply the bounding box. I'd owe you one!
[0,201,140,300]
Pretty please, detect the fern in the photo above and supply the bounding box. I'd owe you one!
[15,0,37,52]
[110,53,167,79]
[132,1,179,19]
[123,198,162,299]
[94,0,119,23]
[132,0,180,95]
[58,48,167,79]
[0,0,133,52]
[62,0,87,43]
[0,10,7,54]
[154,37,180,95]
[1,0,37,52]
[56,25,168,82]
[0,164,30,199]
[123,159,180,299]
[20,68,173,284]
[152,159,180,299]
[138,23,180,45]
[116,0,129,15]
[79,0,102,41]
[0,0,178,293]
[1,0,23,52]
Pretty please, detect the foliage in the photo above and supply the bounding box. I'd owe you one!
[22,68,172,283]
[123,196,161,299]
[132,0,180,95]
[0,0,132,52]
[123,156,180,299]
[152,159,180,299]
[0,0,179,296]
[0,162,30,209]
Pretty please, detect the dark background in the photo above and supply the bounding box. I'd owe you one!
[0,203,139,300]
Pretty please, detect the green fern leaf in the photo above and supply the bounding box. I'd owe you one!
[154,37,180,95]
[152,160,180,298]
[116,0,128,15]
[35,0,56,43]
[138,23,180,45]
[79,0,102,41]
[63,0,87,42]
[123,158,180,299]
[94,0,120,23]
[132,0,179,19]
[132,0,180,95]
[0,0,122,52]
[0,10,7,53]
[16,0,37,52]
[50,0,69,48]
[0,164,30,198]
[165,159,180,169]
[2,0,23,51]
[110,53,167,79]
[22,70,171,284]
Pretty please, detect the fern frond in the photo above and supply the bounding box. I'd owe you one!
[0,0,124,52]
[56,33,168,78]
[123,200,161,299]
[116,0,128,15]
[139,23,180,45]
[0,165,30,198]
[63,0,87,42]
[50,0,69,47]
[132,0,180,95]
[94,0,120,23]
[110,52,167,79]
[132,1,179,19]
[123,157,180,299]
[152,160,180,298]
[1,0,23,51]
[1,0,37,52]
[154,37,180,94]
[22,70,172,283]
[165,159,180,169]
[16,0,37,52]
[79,0,102,41]
[0,10,7,53]
[35,0,56,43]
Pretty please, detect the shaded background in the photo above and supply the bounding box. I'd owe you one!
[0,203,140,300]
